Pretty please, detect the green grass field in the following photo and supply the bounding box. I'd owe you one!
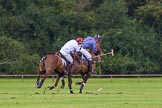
[0,77,162,108]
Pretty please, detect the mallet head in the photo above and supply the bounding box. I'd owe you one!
[111,49,114,56]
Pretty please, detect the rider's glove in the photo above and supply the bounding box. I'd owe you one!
[95,51,99,56]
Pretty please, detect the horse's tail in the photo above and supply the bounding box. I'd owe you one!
[39,56,47,65]
[38,56,47,74]
[38,52,61,75]
[38,53,55,66]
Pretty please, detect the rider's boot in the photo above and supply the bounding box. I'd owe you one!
[88,60,93,75]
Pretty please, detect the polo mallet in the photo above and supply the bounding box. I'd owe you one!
[56,85,61,94]
[96,49,114,92]
[43,86,61,94]
[100,49,114,57]
[92,49,114,59]
[97,63,102,92]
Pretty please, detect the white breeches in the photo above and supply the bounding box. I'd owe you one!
[60,50,73,64]
[79,48,92,61]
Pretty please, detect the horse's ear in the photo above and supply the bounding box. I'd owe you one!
[55,51,61,56]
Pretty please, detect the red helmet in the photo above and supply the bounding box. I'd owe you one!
[76,37,83,44]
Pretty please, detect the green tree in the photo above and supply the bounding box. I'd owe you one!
[94,0,160,74]
[134,1,162,71]
[125,0,148,17]
[0,36,39,74]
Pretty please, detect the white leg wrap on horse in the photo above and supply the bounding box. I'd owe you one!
[82,83,86,86]
[60,77,64,81]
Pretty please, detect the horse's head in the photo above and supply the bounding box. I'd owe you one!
[96,40,103,55]
[94,34,103,55]
[71,51,82,64]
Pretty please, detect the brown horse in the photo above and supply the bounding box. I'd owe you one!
[34,51,80,93]
[70,44,103,93]
[47,40,103,93]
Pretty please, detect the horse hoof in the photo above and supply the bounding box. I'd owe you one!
[70,90,74,94]
[34,84,41,88]
[34,83,39,88]
[79,90,82,94]
[47,86,55,90]
[35,86,41,88]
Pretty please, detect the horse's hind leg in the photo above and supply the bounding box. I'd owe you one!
[48,74,59,90]
[34,75,40,87]
[34,70,42,88]
[54,73,65,89]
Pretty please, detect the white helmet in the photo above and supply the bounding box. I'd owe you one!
[94,35,101,41]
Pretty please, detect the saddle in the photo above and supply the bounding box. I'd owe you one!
[76,54,89,67]
[55,51,69,67]
[78,51,94,66]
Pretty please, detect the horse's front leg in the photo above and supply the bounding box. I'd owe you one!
[55,73,65,89]
[67,73,74,94]
[79,73,90,93]
[48,73,65,90]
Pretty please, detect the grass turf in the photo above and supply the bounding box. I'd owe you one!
[0,77,162,108]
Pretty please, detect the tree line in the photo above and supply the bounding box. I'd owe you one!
[0,0,162,74]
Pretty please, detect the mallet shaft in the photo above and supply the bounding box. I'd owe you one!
[91,49,114,59]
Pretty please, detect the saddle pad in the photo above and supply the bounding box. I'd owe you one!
[56,55,67,66]
[61,57,67,66]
